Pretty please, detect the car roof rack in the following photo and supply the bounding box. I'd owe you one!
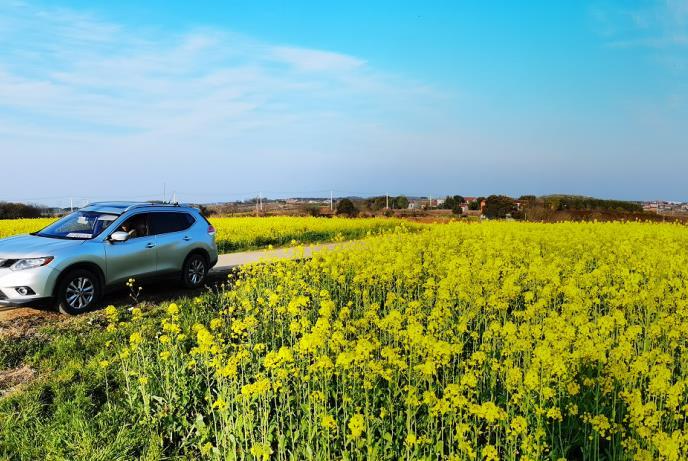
[123,202,184,212]
[83,201,187,213]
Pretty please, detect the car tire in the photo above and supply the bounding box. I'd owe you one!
[181,253,208,289]
[56,269,102,315]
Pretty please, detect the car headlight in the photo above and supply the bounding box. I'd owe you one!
[10,257,54,271]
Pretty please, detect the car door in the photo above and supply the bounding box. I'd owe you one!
[149,212,195,274]
[103,213,158,285]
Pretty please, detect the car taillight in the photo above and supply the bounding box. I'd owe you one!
[208,225,216,236]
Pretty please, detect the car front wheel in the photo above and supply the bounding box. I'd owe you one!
[182,253,208,289]
[56,269,102,315]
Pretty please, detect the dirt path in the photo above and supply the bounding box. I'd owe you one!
[0,241,355,324]
[213,241,348,269]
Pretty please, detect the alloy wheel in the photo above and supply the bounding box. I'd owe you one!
[188,259,205,285]
[65,276,95,310]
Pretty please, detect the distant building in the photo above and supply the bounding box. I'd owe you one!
[642,200,688,215]
[41,207,64,217]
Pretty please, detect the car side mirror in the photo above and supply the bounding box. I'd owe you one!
[110,231,130,242]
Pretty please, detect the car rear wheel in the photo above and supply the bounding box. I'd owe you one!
[56,269,102,315]
[182,253,208,289]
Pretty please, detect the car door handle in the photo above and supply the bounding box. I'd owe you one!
[146,242,156,248]
[183,236,191,241]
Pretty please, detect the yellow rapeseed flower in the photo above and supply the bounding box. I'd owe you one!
[348,413,365,439]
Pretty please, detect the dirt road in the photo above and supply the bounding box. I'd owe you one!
[214,241,348,269]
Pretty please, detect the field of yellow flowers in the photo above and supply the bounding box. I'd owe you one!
[0,216,420,253]
[96,221,688,460]
[0,218,54,239]
[208,216,423,252]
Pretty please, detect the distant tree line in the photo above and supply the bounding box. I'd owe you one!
[211,193,647,222]
[365,196,409,211]
[0,202,44,219]
[542,196,643,213]
[479,195,645,220]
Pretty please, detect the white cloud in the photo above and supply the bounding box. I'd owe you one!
[667,0,688,23]
[270,46,365,72]
[606,34,688,48]
[0,2,459,203]
[591,1,688,49]
[0,2,446,139]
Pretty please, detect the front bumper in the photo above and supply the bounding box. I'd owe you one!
[0,265,60,306]
[0,295,53,307]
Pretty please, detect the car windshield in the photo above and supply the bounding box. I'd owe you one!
[35,211,119,240]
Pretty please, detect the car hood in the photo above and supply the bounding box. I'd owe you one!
[0,234,84,259]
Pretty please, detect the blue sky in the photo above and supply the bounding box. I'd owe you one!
[1,0,687,206]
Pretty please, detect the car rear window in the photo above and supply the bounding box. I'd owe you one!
[149,212,194,235]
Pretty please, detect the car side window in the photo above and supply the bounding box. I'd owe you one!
[149,212,194,235]
[116,213,150,239]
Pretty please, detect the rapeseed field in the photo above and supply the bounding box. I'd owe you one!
[103,221,688,460]
[0,216,421,253]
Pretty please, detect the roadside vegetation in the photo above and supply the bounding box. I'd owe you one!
[2,221,688,459]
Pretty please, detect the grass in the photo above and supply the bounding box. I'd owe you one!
[0,303,171,459]
[0,290,249,459]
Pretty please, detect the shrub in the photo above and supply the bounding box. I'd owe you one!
[305,205,321,217]
[335,198,358,217]
[484,195,517,219]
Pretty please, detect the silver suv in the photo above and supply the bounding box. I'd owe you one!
[0,202,218,314]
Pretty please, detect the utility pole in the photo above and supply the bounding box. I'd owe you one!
[172,192,176,204]
[330,191,334,211]
[386,193,389,210]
